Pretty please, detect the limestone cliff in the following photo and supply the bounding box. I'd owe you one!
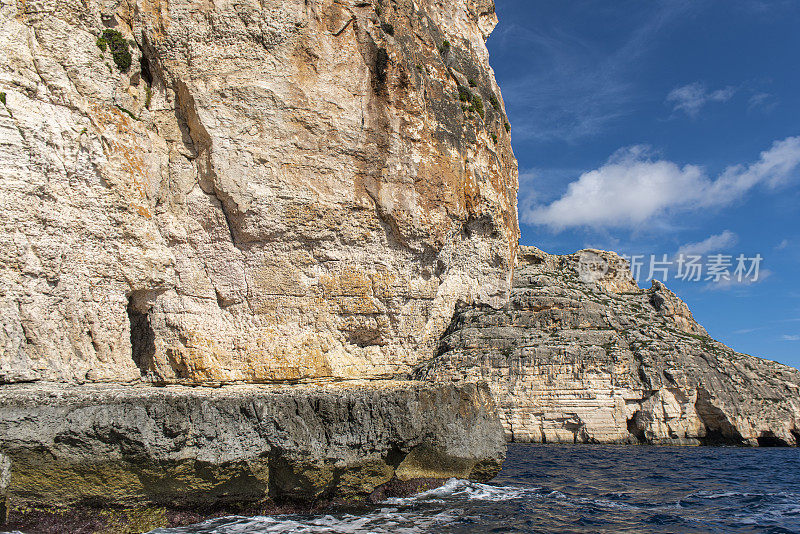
[0,0,518,385]
[417,246,800,446]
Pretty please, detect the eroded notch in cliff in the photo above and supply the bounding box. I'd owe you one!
[128,291,155,377]
[756,431,790,447]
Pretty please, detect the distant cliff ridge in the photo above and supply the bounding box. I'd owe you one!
[418,246,800,447]
[0,0,518,385]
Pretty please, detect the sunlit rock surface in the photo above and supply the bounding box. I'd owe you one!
[0,0,518,385]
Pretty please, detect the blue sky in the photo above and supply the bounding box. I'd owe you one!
[487,0,800,369]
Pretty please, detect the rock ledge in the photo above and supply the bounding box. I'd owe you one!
[0,380,504,530]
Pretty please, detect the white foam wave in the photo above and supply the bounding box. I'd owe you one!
[687,490,800,500]
[150,508,465,534]
[383,478,538,505]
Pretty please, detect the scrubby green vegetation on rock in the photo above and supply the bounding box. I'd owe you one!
[115,104,138,121]
[101,29,132,71]
[458,86,472,103]
[489,94,500,111]
[439,40,450,56]
[470,94,484,117]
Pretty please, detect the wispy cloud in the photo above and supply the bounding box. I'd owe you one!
[733,327,762,335]
[522,136,800,230]
[666,83,736,117]
[776,239,790,250]
[705,269,772,292]
[494,1,696,142]
[782,334,800,341]
[677,231,738,257]
[748,92,777,113]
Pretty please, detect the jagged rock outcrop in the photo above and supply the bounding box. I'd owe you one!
[0,380,504,530]
[417,246,800,446]
[0,0,518,385]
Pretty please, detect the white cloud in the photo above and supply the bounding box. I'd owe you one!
[677,230,738,257]
[666,83,736,117]
[524,136,800,230]
[782,334,800,341]
[776,239,790,250]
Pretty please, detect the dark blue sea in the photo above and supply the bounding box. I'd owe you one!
[152,444,800,534]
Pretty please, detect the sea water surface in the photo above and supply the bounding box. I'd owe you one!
[152,444,800,534]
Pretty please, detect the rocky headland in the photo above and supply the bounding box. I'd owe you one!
[417,246,800,446]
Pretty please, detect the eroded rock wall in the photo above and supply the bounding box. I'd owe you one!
[0,0,518,384]
[0,380,504,527]
[417,246,800,446]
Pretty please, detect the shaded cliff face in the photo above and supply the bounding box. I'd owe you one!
[0,380,504,529]
[417,246,800,446]
[0,0,518,384]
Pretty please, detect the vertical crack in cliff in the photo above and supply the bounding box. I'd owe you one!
[174,80,242,249]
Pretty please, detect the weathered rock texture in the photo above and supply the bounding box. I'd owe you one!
[0,0,518,384]
[417,246,800,446]
[0,380,504,528]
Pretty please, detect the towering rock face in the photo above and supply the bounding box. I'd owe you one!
[418,246,800,446]
[0,0,518,384]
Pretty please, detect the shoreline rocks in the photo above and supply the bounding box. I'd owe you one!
[0,380,504,531]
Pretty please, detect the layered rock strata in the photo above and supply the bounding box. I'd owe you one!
[0,0,518,385]
[0,380,504,529]
[417,246,800,446]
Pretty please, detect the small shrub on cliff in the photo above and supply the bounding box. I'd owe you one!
[0,92,5,106]
[504,121,511,132]
[439,40,450,56]
[382,23,394,36]
[492,133,498,144]
[102,29,132,71]
[96,36,107,52]
[489,94,500,111]
[471,94,484,117]
[376,6,382,16]
[458,86,472,103]
[468,78,477,87]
